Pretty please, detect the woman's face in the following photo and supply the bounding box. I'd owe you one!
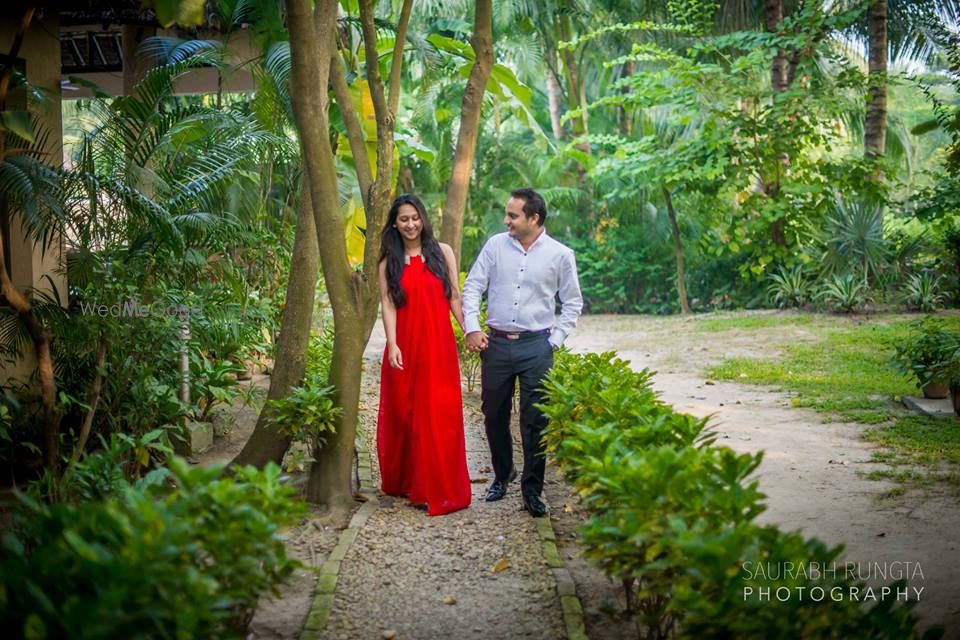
[395,203,423,242]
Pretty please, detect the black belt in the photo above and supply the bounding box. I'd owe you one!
[487,327,551,341]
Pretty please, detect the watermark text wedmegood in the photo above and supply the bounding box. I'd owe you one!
[78,299,203,319]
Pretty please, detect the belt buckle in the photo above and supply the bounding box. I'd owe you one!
[506,332,520,340]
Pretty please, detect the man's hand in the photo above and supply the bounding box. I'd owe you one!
[387,344,404,369]
[465,331,489,353]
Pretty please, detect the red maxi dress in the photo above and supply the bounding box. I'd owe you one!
[377,255,471,516]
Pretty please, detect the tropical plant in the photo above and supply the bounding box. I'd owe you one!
[189,354,244,423]
[821,198,890,287]
[265,382,341,451]
[902,272,945,311]
[817,273,872,313]
[766,264,813,308]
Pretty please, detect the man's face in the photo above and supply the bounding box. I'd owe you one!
[504,197,539,240]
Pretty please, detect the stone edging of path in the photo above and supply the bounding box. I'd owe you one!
[299,437,377,640]
[296,432,589,640]
[536,515,589,640]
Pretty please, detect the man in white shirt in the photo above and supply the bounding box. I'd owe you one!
[462,188,583,517]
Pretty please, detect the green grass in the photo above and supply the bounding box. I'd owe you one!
[695,313,816,333]
[705,314,960,491]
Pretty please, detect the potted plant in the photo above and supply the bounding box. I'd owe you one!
[891,318,958,400]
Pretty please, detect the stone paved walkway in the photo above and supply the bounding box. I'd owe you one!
[309,348,575,640]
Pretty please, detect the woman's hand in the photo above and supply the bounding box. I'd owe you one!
[388,343,404,370]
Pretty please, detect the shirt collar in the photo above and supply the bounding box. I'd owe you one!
[510,227,549,252]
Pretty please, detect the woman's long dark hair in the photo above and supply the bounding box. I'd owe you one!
[379,194,452,308]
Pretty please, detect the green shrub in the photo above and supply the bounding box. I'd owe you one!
[817,273,871,313]
[59,428,174,502]
[305,326,335,381]
[902,273,945,312]
[266,382,340,449]
[766,264,812,308]
[266,327,341,451]
[0,458,304,639]
[189,354,244,423]
[541,352,937,639]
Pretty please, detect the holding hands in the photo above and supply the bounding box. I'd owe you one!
[465,331,489,353]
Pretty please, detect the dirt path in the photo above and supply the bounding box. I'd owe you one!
[317,340,567,639]
[565,313,960,638]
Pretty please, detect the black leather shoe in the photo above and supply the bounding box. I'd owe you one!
[485,467,518,502]
[485,480,507,502]
[522,493,548,518]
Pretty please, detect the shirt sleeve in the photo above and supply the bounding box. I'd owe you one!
[462,239,493,334]
[549,249,583,348]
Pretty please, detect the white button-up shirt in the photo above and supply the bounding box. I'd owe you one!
[462,230,583,348]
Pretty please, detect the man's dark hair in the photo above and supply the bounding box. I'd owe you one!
[510,187,548,226]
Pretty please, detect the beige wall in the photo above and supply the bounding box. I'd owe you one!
[64,26,257,99]
[1,11,67,385]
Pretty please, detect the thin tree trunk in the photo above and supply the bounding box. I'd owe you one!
[440,0,494,266]
[618,60,634,137]
[0,6,61,472]
[232,175,319,468]
[662,186,691,315]
[546,66,565,140]
[766,0,788,93]
[68,338,107,466]
[865,0,887,161]
[764,0,789,246]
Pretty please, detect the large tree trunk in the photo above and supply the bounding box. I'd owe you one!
[305,325,366,515]
[288,0,411,522]
[662,187,691,315]
[286,0,355,521]
[231,176,319,468]
[439,0,494,266]
[865,0,888,160]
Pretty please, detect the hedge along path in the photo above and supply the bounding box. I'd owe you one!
[300,346,585,640]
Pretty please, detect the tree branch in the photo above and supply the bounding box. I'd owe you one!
[387,0,414,118]
[439,0,494,266]
[330,52,374,210]
[357,0,389,130]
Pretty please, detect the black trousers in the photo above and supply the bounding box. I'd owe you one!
[480,333,554,497]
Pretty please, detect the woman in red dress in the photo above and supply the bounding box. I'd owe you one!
[376,194,471,516]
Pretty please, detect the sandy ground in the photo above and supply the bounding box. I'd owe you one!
[564,313,960,638]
